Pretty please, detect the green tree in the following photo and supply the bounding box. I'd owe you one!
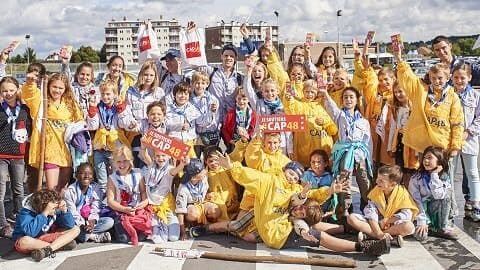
[8,54,25,63]
[98,43,107,62]
[23,47,36,63]
[71,46,100,63]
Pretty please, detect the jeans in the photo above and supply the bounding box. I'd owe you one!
[151,212,180,243]
[0,159,25,227]
[93,150,112,194]
[77,217,115,243]
[448,157,459,216]
[452,154,480,202]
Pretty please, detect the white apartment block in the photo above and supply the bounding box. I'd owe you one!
[205,21,279,49]
[105,16,180,64]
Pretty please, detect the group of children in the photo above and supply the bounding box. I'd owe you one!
[0,25,479,262]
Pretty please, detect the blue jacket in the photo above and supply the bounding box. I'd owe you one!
[12,196,76,241]
[332,141,373,178]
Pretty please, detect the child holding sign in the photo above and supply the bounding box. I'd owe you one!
[60,47,98,117]
[166,82,203,158]
[244,78,293,156]
[106,146,150,246]
[315,47,339,84]
[394,40,464,215]
[319,86,373,212]
[283,79,337,166]
[141,146,187,243]
[126,60,165,167]
[354,38,395,166]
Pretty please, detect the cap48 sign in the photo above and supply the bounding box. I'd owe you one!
[259,115,306,133]
[142,129,191,159]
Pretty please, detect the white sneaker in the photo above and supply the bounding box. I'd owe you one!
[91,232,111,243]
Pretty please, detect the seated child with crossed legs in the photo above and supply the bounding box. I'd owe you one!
[347,165,418,247]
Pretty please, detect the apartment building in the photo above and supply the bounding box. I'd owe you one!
[205,21,278,50]
[105,16,181,64]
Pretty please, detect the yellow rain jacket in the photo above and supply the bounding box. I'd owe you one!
[397,62,464,153]
[283,97,337,166]
[367,185,419,220]
[208,168,240,219]
[360,67,394,165]
[229,162,331,249]
[244,137,291,176]
[21,82,83,168]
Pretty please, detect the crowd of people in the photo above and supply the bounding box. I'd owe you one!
[0,22,480,263]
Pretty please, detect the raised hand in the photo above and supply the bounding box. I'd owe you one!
[240,23,249,38]
[216,152,233,170]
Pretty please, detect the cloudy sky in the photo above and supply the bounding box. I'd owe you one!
[1,0,479,58]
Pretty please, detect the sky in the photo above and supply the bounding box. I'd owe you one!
[1,0,479,58]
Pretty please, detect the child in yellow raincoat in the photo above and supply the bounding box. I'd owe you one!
[283,79,338,166]
[354,42,395,166]
[347,165,418,247]
[22,72,83,192]
[209,155,390,256]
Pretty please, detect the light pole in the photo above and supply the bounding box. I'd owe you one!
[221,20,226,46]
[25,34,31,65]
[274,11,279,52]
[336,10,342,59]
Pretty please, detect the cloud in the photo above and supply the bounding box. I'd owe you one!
[0,0,478,58]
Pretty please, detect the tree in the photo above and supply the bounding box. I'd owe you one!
[8,54,25,63]
[23,47,36,63]
[70,46,100,63]
[99,43,107,62]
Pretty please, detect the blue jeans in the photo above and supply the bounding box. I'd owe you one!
[77,217,115,242]
[93,150,112,194]
[0,159,25,227]
[452,154,480,202]
[151,212,180,243]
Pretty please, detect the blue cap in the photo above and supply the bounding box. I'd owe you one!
[181,158,204,184]
[283,161,305,179]
[161,49,181,60]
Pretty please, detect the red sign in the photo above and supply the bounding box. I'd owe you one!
[305,33,315,47]
[142,129,191,159]
[366,31,376,44]
[139,36,152,52]
[259,114,306,133]
[390,34,403,52]
[185,41,201,58]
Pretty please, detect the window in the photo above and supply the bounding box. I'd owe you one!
[119,30,123,33]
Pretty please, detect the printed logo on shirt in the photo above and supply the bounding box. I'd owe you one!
[427,116,447,128]
[274,187,287,195]
[309,129,328,137]
[272,206,288,215]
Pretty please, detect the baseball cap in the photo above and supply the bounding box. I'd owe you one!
[181,158,205,184]
[284,161,305,179]
[161,49,181,60]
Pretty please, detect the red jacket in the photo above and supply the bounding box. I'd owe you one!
[221,107,256,145]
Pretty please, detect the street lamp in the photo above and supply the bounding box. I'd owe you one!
[274,11,279,52]
[25,34,31,65]
[336,10,342,59]
[221,19,226,46]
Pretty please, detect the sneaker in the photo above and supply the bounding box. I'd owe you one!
[435,229,459,241]
[0,225,13,238]
[357,231,365,242]
[392,235,404,248]
[360,238,391,256]
[189,226,207,238]
[59,240,77,251]
[31,246,55,262]
[6,213,17,224]
[91,232,111,243]
[465,201,474,220]
[471,207,480,222]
